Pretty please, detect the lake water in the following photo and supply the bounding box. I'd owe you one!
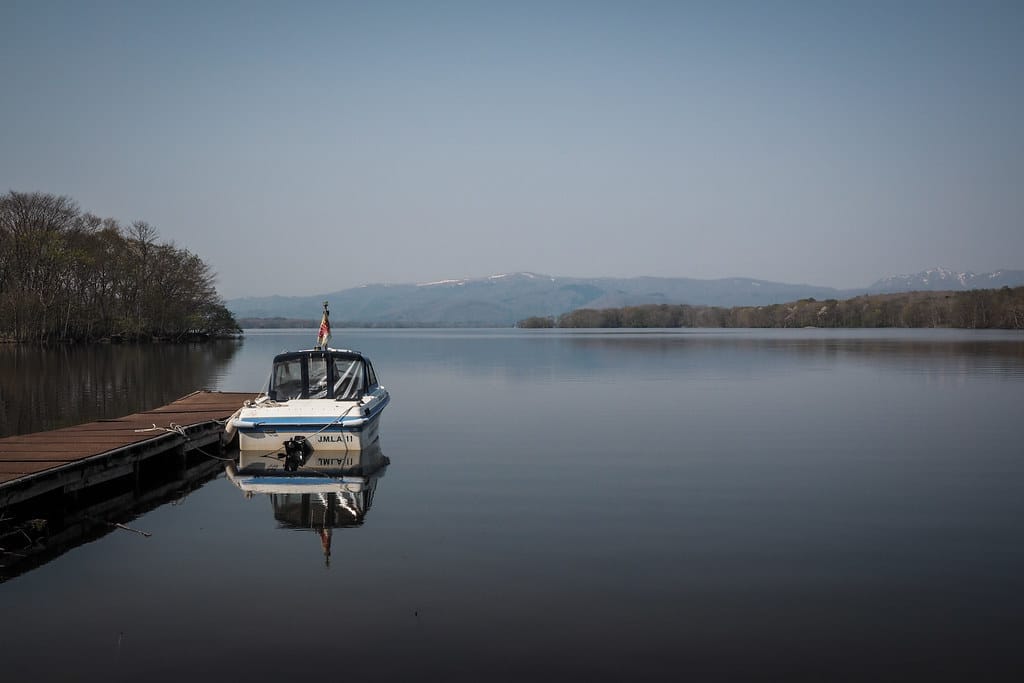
[2,328,1024,681]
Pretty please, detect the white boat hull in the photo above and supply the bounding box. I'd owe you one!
[231,440,390,479]
[237,420,381,472]
[232,345,389,474]
[237,410,382,453]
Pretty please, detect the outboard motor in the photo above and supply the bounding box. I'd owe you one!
[280,436,312,472]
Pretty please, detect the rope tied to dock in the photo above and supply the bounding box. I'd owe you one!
[135,423,189,436]
[133,423,236,462]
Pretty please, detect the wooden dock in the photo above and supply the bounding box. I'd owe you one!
[0,390,252,508]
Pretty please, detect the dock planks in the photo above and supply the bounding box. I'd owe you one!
[0,391,252,496]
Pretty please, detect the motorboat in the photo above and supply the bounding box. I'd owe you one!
[231,303,390,473]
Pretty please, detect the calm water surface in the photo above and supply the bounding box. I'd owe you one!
[2,329,1024,681]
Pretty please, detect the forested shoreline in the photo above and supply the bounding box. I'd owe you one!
[0,191,240,343]
[519,287,1024,329]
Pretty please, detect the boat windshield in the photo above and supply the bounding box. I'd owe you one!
[268,352,366,400]
[309,355,329,398]
[271,358,304,400]
[333,357,365,400]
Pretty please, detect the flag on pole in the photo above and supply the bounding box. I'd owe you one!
[317,303,331,349]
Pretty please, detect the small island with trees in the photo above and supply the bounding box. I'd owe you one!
[0,191,239,343]
[519,288,1024,329]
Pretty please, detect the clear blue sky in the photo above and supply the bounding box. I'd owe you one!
[2,0,1021,297]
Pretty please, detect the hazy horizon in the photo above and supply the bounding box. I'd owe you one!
[3,1,1022,299]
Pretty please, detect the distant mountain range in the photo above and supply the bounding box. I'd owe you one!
[227,268,1024,326]
[865,267,1024,293]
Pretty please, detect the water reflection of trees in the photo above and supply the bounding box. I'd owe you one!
[566,333,1024,356]
[561,332,1024,377]
[0,340,241,437]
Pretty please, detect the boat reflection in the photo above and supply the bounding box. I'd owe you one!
[225,444,389,566]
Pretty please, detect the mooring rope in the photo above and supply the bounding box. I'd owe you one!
[133,422,235,462]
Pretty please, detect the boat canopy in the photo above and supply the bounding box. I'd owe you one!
[268,349,380,401]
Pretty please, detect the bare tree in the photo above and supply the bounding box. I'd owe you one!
[0,191,239,342]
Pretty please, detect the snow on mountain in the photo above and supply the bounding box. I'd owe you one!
[417,278,468,287]
[416,272,554,287]
[868,268,1024,293]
